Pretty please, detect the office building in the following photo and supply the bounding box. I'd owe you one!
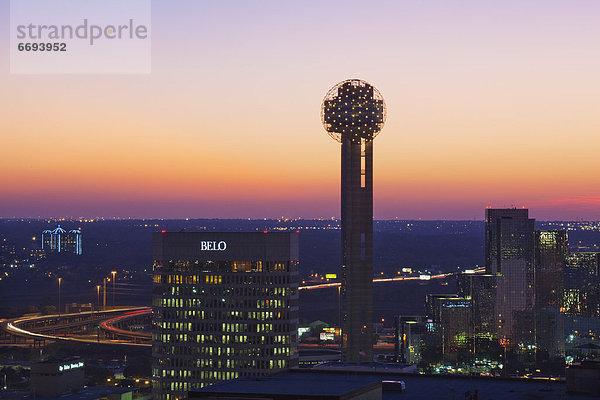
[534,230,566,372]
[321,79,386,361]
[425,294,472,360]
[425,294,459,323]
[457,272,497,340]
[41,224,82,255]
[564,252,600,317]
[485,208,535,348]
[30,358,84,397]
[535,230,566,309]
[152,232,299,400]
[395,315,427,364]
[564,252,600,363]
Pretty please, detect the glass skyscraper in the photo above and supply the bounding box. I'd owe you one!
[425,294,472,361]
[457,272,497,340]
[534,230,567,373]
[565,252,600,317]
[485,209,535,348]
[151,232,299,400]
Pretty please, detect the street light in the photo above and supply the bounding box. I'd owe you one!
[58,277,62,316]
[96,285,101,312]
[111,271,117,308]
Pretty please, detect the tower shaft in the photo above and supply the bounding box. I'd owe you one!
[341,133,373,362]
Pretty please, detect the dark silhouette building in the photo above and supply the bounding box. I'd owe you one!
[30,358,84,397]
[321,79,386,362]
[425,294,472,361]
[564,251,600,363]
[395,315,427,364]
[457,273,497,337]
[534,230,567,373]
[565,252,600,317]
[485,208,535,349]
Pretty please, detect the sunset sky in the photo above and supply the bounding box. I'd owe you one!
[1,0,599,220]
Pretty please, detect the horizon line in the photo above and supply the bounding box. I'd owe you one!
[1,217,599,223]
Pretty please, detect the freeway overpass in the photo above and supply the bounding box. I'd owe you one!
[1,307,151,347]
[0,269,476,348]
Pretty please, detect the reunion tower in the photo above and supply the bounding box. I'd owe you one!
[321,79,386,361]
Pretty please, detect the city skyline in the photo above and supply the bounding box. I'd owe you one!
[1,207,599,388]
[1,1,599,220]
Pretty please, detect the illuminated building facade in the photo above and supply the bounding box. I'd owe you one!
[152,232,299,400]
[534,230,567,373]
[535,230,567,309]
[321,79,386,362]
[41,225,82,255]
[564,252,600,317]
[564,252,600,362]
[395,315,427,364]
[425,294,472,360]
[457,272,497,340]
[485,208,535,348]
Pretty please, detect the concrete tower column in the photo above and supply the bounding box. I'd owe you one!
[341,133,374,361]
[322,79,386,363]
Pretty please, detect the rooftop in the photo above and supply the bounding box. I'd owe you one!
[191,369,598,400]
[191,371,381,399]
[0,386,136,400]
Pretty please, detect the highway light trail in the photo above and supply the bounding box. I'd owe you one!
[99,308,151,339]
[299,271,457,290]
[4,307,150,346]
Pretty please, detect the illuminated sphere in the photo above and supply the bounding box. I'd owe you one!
[321,79,386,143]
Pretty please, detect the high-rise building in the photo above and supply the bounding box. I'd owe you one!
[535,230,566,309]
[456,272,508,367]
[425,294,472,359]
[425,294,459,322]
[425,294,473,362]
[395,315,427,364]
[152,232,299,400]
[564,251,600,362]
[321,79,386,362]
[534,230,567,373]
[485,208,535,348]
[41,225,82,255]
[457,272,497,339]
[564,252,600,317]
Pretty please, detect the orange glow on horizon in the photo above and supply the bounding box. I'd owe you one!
[1,1,599,219]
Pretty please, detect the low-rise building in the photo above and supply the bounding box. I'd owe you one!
[30,357,84,397]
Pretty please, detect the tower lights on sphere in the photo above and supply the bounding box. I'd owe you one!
[321,79,386,362]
